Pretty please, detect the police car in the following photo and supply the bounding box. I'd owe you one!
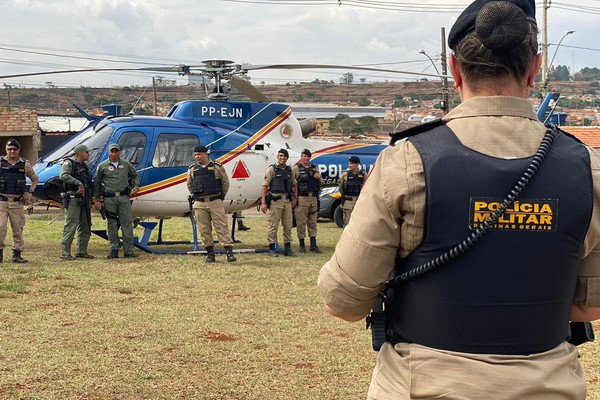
[318,187,344,228]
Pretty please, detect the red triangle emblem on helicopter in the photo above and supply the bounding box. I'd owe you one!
[231,160,251,179]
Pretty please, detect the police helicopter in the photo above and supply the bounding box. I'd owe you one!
[1,59,445,253]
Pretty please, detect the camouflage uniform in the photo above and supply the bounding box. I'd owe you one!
[93,158,139,257]
[60,158,93,258]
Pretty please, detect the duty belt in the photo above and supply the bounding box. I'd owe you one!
[0,194,22,202]
[299,192,318,197]
[103,189,130,198]
[271,194,283,201]
[345,196,354,201]
[195,195,221,202]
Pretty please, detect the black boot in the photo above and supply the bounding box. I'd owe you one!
[225,246,237,262]
[107,249,119,259]
[0,248,3,263]
[237,220,251,231]
[298,239,306,253]
[284,242,296,257]
[12,250,28,263]
[268,243,278,257]
[205,246,216,263]
[310,237,322,254]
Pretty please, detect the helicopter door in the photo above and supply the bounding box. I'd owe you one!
[115,130,149,184]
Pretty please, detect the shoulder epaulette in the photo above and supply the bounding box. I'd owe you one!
[389,119,445,146]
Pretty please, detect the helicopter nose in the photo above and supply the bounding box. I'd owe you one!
[39,177,64,203]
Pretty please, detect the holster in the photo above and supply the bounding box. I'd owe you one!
[568,321,595,346]
[366,293,389,351]
[266,193,273,209]
[188,195,195,212]
[61,192,70,208]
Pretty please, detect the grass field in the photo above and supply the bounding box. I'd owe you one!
[1,212,600,399]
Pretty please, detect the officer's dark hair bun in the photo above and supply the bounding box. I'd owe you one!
[475,1,529,51]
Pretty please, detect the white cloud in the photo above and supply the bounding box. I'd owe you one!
[0,0,596,87]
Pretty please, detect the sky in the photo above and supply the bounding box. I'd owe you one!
[0,0,598,89]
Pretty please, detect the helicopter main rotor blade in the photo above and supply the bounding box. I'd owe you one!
[0,66,191,80]
[229,76,269,102]
[242,63,448,80]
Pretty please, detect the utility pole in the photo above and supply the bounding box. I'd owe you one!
[541,0,548,92]
[152,77,158,116]
[440,27,449,115]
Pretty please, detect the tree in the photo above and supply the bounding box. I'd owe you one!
[548,65,570,82]
[357,116,378,133]
[355,97,370,106]
[340,72,354,84]
[573,67,600,81]
[393,96,409,107]
[329,114,356,134]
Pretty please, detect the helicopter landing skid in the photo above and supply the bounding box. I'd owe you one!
[91,214,270,255]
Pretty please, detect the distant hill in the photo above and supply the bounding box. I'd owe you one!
[0,80,597,116]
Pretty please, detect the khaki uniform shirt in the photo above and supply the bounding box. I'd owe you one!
[186,161,230,198]
[318,96,600,399]
[0,156,37,198]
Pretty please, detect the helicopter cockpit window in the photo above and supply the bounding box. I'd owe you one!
[117,131,146,167]
[44,123,114,169]
[152,134,199,168]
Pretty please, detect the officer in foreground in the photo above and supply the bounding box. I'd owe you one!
[186,145,236,263]
[319,0,600,398]
[59,144,94,260]
[292,149,324,253]
[0,138,38,263]
[93,143,139,259]
[337,155,365,227]
[260,148,298,257]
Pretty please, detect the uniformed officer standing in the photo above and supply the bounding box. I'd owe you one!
[59,144,94,260]
[292,149,323,253]
[0,138,38,263]
[93,143,139,259]
[338,155,365,227]
[319,1,600,398]
[186,145,236,263]
[261,148,298,257]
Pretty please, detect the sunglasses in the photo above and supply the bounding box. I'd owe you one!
[110,149,120,153]
[6,148,19,151]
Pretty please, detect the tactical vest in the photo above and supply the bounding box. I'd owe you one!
[0,158,26,195]
[192,162,223,196]
[387,124,593,355]
[297,163,320,196]
[343,170,364,197]
[64,159,92,194]
[270,165,292,194]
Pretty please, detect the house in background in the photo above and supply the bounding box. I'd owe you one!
[37,115,90,158]
[0,110,41,162]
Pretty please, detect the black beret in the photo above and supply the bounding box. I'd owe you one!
[448,0,536,50]
[301,149,312,157]
[194,145,208,153]
[6,138,20,149]
[349,156,360,164]
[278,148,289,158]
